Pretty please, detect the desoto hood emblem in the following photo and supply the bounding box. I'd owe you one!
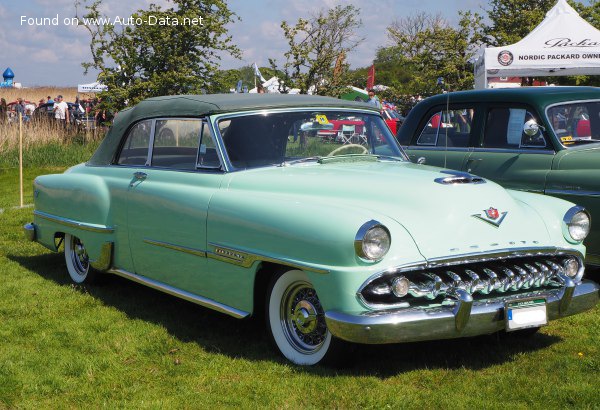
[473,207,507,227]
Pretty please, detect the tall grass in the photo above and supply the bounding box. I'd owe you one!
[1,87,80,104]
[0,121,104,160]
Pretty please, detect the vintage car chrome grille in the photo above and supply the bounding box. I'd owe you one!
[360,254,579,307]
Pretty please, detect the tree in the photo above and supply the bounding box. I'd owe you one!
[378,11,485,96]
[270,5,364,96]
[76,0,240,111]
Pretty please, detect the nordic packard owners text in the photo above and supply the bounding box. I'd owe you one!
[20,15,204,26]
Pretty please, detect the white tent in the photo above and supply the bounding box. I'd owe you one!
[77,82,108,93]
[248,76,302,94]
[474,0,600,89]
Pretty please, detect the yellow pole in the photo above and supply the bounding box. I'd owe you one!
[19,112,23,207]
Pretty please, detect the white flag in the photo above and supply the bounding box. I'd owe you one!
[253,62,266,83]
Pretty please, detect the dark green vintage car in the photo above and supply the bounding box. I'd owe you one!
[399,87,600,266]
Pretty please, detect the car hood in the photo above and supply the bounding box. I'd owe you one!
[224,160,554,260]
[555,144,600,170]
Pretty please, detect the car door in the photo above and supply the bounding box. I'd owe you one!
[123,118,226,295]
[404,105,479,170]
[464,105,555,193]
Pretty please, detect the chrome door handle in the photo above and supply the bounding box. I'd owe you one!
[130,172,147,186]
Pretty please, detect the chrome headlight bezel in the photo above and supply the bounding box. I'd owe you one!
[354,220,391,262]
[563,206,591,243]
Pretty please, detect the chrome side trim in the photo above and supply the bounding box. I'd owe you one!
[471,147,555,155]
[207,243,329,274]
[108,268,249,319]
[90,242,113,271]
[34,210,114,233]
[326,280,600,344]
[546,189,600,197]
[143,238,207,257]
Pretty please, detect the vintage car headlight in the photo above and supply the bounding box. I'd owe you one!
[355,220,391,261]
[563,206,591,243]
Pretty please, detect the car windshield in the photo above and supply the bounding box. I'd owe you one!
[216,110,406,169]
[547,101,600,147]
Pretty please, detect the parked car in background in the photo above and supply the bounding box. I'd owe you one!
[382,107,405,135]
[31,102,85,128]
[25,94,598,366]
[398,87,600,266]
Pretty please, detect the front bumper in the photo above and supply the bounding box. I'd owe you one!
[325,280,600,344]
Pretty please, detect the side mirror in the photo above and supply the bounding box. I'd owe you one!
[523,119,545,136]
[417,157,426,165]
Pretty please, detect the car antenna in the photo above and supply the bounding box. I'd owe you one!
[437,77,450,169]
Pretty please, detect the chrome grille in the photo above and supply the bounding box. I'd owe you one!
[360,254,579,307]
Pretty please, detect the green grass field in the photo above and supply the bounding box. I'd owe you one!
[1,144,599,408]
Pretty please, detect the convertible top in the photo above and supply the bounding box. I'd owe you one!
[89,94,377,166]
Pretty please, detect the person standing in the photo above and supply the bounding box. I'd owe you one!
[53,95,69,128]
[367,88,382,109]
[0,98,7,124]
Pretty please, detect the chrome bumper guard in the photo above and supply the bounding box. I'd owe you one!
[23,223,36,242]
[325,280,600,344]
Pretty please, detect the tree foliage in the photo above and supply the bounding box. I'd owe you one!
[374,11,485,97]
[270,5,364,96]
[76,0,240,111]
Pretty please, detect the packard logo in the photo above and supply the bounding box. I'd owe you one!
[473,207,508,227]
[498,50,513,66]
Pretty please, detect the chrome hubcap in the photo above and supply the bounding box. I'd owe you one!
[70,237,89,276]
[281,282,327,354]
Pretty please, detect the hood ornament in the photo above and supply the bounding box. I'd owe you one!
[473,207,507,227]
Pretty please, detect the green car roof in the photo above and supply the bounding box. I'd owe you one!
[89,94,377,166]
[422,86,600,106]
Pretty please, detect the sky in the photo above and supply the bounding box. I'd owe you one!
[2,0,490,87]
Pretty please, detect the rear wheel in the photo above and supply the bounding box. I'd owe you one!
[266,269,337,365]
[64,234,98,284]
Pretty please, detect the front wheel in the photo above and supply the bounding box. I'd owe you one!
[64,234,98,284]
[266,269,336,365]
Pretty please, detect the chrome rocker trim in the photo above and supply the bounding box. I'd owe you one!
[34,210,114,233]
[108,268,250,319]
[325,279,600,344]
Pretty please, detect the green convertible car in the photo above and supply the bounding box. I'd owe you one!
[398,87,600,266]
[25,94,599,365]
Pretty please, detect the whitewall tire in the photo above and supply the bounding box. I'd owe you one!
[266,269,333,365]
[64,233,94,284]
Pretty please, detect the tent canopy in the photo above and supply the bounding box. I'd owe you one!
[474,0,600,89]
[77,82,108,93]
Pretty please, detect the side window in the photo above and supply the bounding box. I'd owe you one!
[152,119,201,169]
[197,122,221,169]
[416,108,474,148]
[483,108,546,149]
[117,120,152,165]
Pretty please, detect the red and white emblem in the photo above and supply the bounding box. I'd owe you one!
[473,207,508,227]
[485,207,500,220]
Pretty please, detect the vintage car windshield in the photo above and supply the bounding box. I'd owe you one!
[216,110,405,169]
[547,101,600,147]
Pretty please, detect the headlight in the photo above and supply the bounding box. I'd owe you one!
[563,206,591,242]
[355,220,391,261]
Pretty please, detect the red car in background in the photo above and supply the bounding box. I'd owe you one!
[382,108,405,135]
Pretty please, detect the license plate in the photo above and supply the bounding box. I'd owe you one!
[505,298,548,331]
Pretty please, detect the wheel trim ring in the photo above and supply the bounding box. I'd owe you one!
[280,281,327,355]
[70,237,89,276]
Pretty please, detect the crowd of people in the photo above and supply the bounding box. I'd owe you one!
[0,94,111,130]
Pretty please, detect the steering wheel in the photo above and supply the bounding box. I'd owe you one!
[327,144,369,157]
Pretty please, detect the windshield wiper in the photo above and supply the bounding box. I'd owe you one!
[282,156,322,166]
[373,154,405,162]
